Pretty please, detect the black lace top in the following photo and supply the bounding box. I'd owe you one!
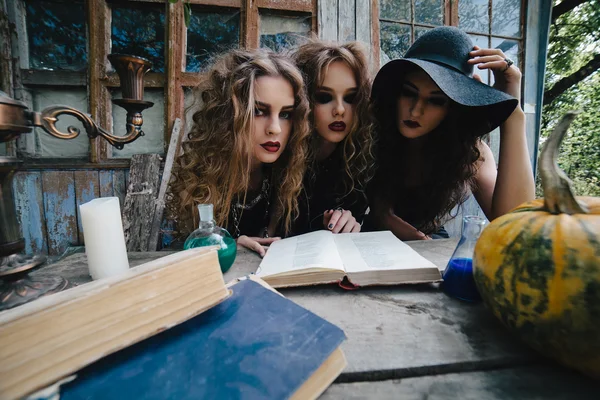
[291,147,368,235]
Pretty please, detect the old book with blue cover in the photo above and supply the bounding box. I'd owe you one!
[56,279,347,400]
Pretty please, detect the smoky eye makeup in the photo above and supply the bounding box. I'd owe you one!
[399,84,418,98]
[429,96,448,106]
[343,92,357,104]
[315,92,332,104]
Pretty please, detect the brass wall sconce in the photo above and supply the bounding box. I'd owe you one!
[0,54,153,311]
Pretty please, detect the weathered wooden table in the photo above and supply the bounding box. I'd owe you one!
[32,239,599,399]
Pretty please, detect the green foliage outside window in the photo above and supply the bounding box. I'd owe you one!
[540,0,600,197]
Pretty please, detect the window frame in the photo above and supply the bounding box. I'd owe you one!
[373,0,527,71]
[9,0,317,168]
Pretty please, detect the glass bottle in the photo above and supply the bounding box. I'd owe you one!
[442,215,487,302]
[184,204,237,273]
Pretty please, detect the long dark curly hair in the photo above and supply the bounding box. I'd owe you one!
[370,65,488,235]
[168,49,310,238]
[293,40,376,199]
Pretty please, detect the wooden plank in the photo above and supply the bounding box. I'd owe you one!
[318,0,338,41]
[338,0,355,41]
[113,169,127,208]
[180,72,202,88]
[38,240,540,381]
[165,1,184,152]
[242,0,259,48]
[220,242,539,377]
[188,0,240,6]
[98,170,113,198]
[355,0,371,55]
[322,365,600,399]
[74,171,100,244]
[147,118,182,251]
[12,172,48,255]
[256,0,313,12]
[0,3,15,156]
[20,70,86,87]
[42,171,77,256]
[371,0,380,69]
[87,0,111,162]
[122,154,161,251]
[17,159,130,171]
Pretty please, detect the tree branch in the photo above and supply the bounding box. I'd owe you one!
[552,0,589,22]
[543,53,600,105]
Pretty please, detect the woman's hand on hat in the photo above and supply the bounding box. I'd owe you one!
[468,46,522,101]
[323,208,361,233]
[237,235,281,257]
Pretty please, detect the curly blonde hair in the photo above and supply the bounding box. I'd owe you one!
[168,48,310,238]
[293,40,376,198]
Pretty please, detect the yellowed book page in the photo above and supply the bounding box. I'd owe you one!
[334,231,439,274]
[256,230,345,278]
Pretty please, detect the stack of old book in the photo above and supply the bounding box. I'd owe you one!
[0,248,346,400]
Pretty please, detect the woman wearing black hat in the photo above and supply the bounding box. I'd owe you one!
[366,26,535,240]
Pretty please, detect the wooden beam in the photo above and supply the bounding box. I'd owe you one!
[165,1,184,153]
[0,3,15,156]
[147,118,182,251]
[17,158,131,170]
[187,0,240,6]
[256,0,313,13]
[21,70,87,87]
[371,0,380,70]
[122,154,161,251]
[180,72,203,88]
[318,0,337,41]
[87,0,111,163]
[242,0,259,48]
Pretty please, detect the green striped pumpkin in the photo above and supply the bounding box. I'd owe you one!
[473,112,600,379]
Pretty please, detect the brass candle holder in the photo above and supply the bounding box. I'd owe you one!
[0,54,153,311]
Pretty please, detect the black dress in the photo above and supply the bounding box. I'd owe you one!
[227,177,272,238]
[291,147,368,235]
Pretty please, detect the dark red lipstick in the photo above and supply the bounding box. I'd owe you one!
[261,141,280,153]
[403,120,421,128]
[328,121,346,132]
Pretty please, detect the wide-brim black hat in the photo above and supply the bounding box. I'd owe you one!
[372,27,518,135]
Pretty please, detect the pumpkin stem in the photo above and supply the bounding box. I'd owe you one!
[539,111,588,215]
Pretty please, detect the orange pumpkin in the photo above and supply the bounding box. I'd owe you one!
[473,112,600,379]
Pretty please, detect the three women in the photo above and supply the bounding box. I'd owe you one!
[169,26,535,253]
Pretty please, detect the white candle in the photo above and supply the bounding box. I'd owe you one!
[80,197,130,280]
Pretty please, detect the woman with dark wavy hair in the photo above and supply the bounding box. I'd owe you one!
[292,40,376,234]
[366,27,535,240]
[168,49,310,255]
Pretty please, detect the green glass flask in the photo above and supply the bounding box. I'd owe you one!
[183,204,237,273]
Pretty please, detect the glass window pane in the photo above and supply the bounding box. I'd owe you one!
[415,0,443,26]
[186,8,240,73]
[492,0,521,37]
[0,142,6,156]
[380,22,411,65]
[110,88,165,158]
[489,37,519,86]
[379,0,411,22]
[25,0,86,71]
[414,26,432,41]
[260,12,311,52]
[32,88,89,157]
[111,5,165,73]
[459,0,490,34]
[469,34,490,85]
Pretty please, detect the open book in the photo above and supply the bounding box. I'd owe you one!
[256,230,442,288]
